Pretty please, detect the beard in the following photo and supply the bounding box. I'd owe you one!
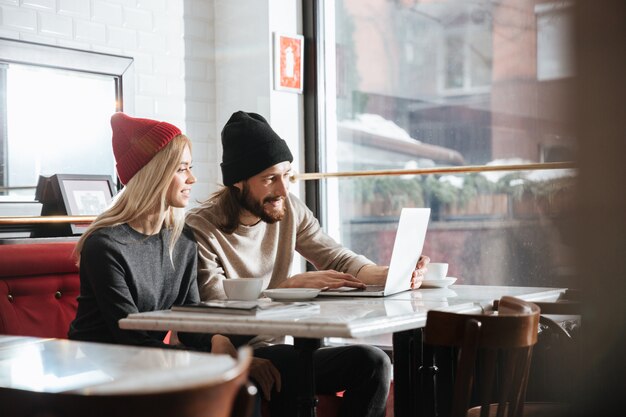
[239,182,286,224]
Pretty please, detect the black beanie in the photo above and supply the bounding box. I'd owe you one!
[220,111,294,186]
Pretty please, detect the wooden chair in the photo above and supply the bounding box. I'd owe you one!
[424,296,553,417]
[0,347,255,417]
[493,290,580,407]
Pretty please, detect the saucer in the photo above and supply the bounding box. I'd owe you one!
[263,288,321,301]
[420,277,457,288]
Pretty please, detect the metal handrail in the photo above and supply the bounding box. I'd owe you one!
[291,161,575,182]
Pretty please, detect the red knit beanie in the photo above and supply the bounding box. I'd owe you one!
[111,112,181,185]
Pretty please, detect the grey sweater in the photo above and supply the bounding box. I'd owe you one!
[68,223,212,350]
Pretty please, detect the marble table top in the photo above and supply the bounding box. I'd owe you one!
[119,285,566,340]
[0,336,237,395]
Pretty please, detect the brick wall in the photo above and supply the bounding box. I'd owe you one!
[0,0,219,204]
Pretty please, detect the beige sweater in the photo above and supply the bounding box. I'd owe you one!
[185,192,374,300]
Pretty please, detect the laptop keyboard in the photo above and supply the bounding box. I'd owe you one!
[331,285,385,293]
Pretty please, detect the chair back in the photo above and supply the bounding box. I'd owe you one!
[0,347,254,417]
[424,296,540,417]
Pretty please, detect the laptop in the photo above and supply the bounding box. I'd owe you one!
[319,207,431,298]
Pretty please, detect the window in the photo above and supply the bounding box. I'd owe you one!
[438,5,493,94]
[0,38,133,212]
[305,0,576,288]
[536,2,575,81]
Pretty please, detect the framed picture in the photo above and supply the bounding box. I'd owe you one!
[273,32,304,93]
[59,176,115,216]
[36,174,116,235]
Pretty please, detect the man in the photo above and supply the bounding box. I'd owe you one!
[186,110,429,417]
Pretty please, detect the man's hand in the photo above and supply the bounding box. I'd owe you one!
[280,270,367,290]
[249,357,282,400]
[411,255,430,289]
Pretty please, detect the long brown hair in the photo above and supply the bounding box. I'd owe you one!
[207,185,244,234]
[74,135,191,263]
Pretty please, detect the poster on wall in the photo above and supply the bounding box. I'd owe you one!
[273,32,304,93]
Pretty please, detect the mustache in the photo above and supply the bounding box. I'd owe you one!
[263,195,284,204]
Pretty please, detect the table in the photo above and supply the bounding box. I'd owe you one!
[0,335,239,415]
[119,285,566,417]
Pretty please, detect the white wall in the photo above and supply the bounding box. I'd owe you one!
[0,0,304,206]
[214,0,304,199]
[268,0,304,199]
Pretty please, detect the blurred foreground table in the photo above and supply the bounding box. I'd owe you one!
[0,336,240,417]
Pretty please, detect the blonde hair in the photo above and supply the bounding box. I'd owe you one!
[75,135,191,264]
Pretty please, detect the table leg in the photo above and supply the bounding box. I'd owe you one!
[393,328,423,417]
[294,337,321,417]
[393,329,440,417]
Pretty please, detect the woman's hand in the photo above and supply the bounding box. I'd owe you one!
[411,255,430,289]
[210,334,238,357]
[210,335,281,400]
[249,357,282,400]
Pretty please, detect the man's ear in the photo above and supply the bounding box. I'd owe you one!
[233,181,243,191]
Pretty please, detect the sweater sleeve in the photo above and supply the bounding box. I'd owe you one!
[186,210,229,300]
[291,195,375,276]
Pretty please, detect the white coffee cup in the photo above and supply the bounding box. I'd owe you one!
[223,278,265,301]
[424,262,449,281]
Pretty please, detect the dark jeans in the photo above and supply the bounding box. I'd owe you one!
[253,344,391,417]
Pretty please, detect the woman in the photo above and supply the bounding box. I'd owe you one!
[69,113,278,417]
[68,112,217,350]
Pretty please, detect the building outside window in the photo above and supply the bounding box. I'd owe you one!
[308,0,576,288]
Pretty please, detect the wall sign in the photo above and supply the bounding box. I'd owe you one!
[273,32,304,93]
